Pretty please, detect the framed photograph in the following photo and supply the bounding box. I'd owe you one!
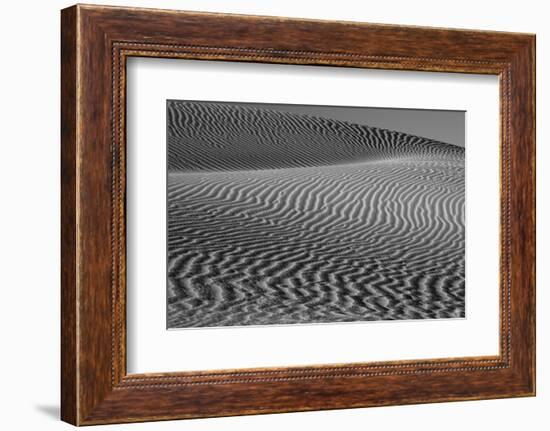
[61,4,536,425]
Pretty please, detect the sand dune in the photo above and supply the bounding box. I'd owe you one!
[166,101,465,328]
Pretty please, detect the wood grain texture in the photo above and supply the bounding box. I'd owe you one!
[60,4,536,425]
[60,6,78,425]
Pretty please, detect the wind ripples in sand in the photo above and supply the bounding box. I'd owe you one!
[166,102,465,328]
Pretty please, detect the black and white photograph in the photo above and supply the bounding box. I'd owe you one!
[166,100,466,329]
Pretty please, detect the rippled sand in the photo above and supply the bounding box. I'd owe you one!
[166,102,465,328]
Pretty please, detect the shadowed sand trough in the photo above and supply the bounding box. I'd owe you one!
[166,101,465,328]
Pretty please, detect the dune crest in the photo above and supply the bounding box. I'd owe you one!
[167,101,464,173]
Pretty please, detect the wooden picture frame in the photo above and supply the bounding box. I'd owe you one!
[61,4,535,425]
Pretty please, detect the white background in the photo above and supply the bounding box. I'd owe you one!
[127,60,499,373]
[0,0,547,430]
